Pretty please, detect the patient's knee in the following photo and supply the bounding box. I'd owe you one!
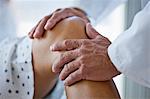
[32,16,89,98]
[46,16,88,40]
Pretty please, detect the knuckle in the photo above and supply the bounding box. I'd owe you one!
[55,8,62,12]
[103,37,111,43]
[79,67,84,78]
[69,62,77,69]
[60,53,66,61]
[70,51,75,56]
[64,64,70,71]
[43,15,49,20]
[69,74,75,80]
[53,11,59,15]
[70,50,78,57]
[78,48,87,54]
[106,39,111,44]
[63,40,69,46]
[71,62,76,68]
[80,66,87,80]
[74,41,80,47]
[64,8,71,12]
[63,40,72,48]
[81,64,87,70]
[64,8,74,16]
[60,52,71,62]
[78,48,83,54]
[82,40,90,46]
[79,67,83,74]
[79,56,86,65]
[52,12,59,18]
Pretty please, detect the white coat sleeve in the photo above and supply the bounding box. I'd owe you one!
[73,0,127,24]
[108,2,150,88]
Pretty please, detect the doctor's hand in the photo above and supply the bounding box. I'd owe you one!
[28,7,89,38]
[51,24,121,86]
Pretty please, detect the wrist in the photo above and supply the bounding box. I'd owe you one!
[107,48,121,76]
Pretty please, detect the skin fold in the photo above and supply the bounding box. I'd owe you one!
[32,16,120,99]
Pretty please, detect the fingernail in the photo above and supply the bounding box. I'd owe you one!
[33,32,40,38]
[88,23,91,26]
[64,81,68,86]
[45,23,52,30]
[52,66,55,73]
[28,33,32,37]
[28,32,31,35]
[29,34,34,39]
[89,24,93,29]
[49,46,54,51]
[33,32,37,37]
[63,81,65,84]
[45,24,49,30]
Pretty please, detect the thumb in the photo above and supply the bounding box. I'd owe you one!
[86,23,100,39]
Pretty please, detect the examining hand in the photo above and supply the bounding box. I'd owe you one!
[28,7,89,38]
[50,24,120,86]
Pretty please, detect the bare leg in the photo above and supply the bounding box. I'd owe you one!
[32,16,120,99]
[32,16,87,98]
[66,80,120,99]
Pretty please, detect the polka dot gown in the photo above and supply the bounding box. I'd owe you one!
[0,37,34,99]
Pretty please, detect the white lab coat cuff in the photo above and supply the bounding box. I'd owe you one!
[108,44,150,88]
[108,44,125,73]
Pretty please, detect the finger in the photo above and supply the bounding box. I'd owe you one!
[50,39,82,51]
[28,20,42,39]
[29,9,60,38]
[59,60,80,80]
[52,50,80,73]
[64,69,82,86]
[28,26,36,39]
[86,23,100,39]
[86,24,110,45]
[72,7,87,16]
[92,35,111,45]
[33,15,51,38]
[45,10,73,30]
[70,8,90,23]
[91,35,104,45]
[44,8,62,30]
[45,8,89,30]
[54,8,62,12]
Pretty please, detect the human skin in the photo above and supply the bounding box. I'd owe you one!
[32,16,120,99]
[32,16,88,98]
[29,7,89,38]
[29,7,120,87]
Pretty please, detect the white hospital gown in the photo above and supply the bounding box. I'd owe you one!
[0,37,34,99]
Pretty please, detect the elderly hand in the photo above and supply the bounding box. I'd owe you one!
[51,24,120,86]
[28,7,89,38]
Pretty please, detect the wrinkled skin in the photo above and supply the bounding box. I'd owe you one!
[29,7,121,86]
[50,24,120,85]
